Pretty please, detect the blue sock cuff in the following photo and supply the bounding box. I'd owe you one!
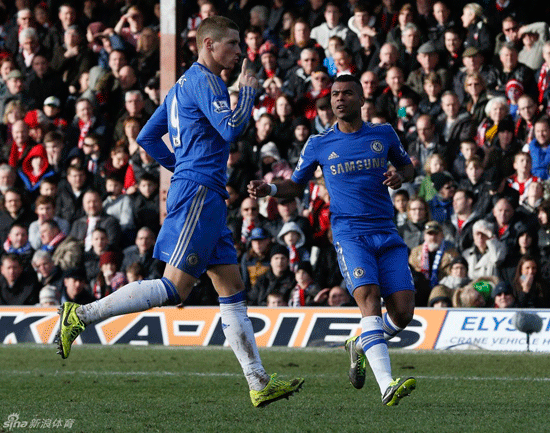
[383,313,401,336]
[219,290,246,304]
[360,330,386,352]
[161,277,181,305]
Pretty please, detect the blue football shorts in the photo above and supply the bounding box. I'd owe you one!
[334,230,415,298]
[153,179,237,278]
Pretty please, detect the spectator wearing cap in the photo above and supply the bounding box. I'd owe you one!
[0,70,36,120]
[288,261,321,306]
[452,47,498,104]
[50,26,94,96]
[311,2,356,59]
[38,285,60,306]
[439,256,471,290]
[495,43,536,99]
[492,281,517,308]
[42,97,68,131]
[427,284,453,308]
[406,40,449,97]
[409,220,460,305]
[60,267,95,305]
[248,244,296,306]
[462,219,507,280]
[0,253,40,305]
[91,251,128,299]
[144,75,160,110]
[427,172,456,224]
[240,227,273,291]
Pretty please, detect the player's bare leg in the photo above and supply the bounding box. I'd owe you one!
[382,290,415,340]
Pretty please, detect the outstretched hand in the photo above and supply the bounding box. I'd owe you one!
[238,58,259,90]
[247,180,271,199]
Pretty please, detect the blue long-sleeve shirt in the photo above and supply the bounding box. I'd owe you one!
[137,62,256,198]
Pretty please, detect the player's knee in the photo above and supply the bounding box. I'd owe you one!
[392,308,414,329]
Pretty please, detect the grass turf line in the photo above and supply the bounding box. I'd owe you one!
[0,345,548,433]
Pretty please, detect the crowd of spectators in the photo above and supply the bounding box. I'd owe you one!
[1,0,550,310]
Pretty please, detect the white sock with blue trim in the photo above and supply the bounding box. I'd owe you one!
[382,312,403,341]
[360,316,393,394]
[219,291,269,391]
[76,278,180,325]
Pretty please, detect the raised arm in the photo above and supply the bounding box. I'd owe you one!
[197,59,258,143]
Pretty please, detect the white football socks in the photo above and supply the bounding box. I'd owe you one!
[382,312,403,341]
[219,291,269,391]
[359,316,393,394]
[76,278,179,325]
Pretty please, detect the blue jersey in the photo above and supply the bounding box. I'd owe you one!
[291,122,411,240]
[137,62,256,197]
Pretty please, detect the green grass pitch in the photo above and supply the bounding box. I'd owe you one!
[1,345,549,433]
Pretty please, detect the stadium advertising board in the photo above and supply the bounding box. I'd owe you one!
[434,310,550,351]
[1,307,549,351]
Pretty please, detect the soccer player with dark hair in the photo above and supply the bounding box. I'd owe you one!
[249,74,417,406]
[56,16,304,408]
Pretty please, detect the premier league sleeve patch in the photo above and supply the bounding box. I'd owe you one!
[212,99,230,113]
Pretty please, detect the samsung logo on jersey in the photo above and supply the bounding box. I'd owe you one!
[329,158,386,175]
